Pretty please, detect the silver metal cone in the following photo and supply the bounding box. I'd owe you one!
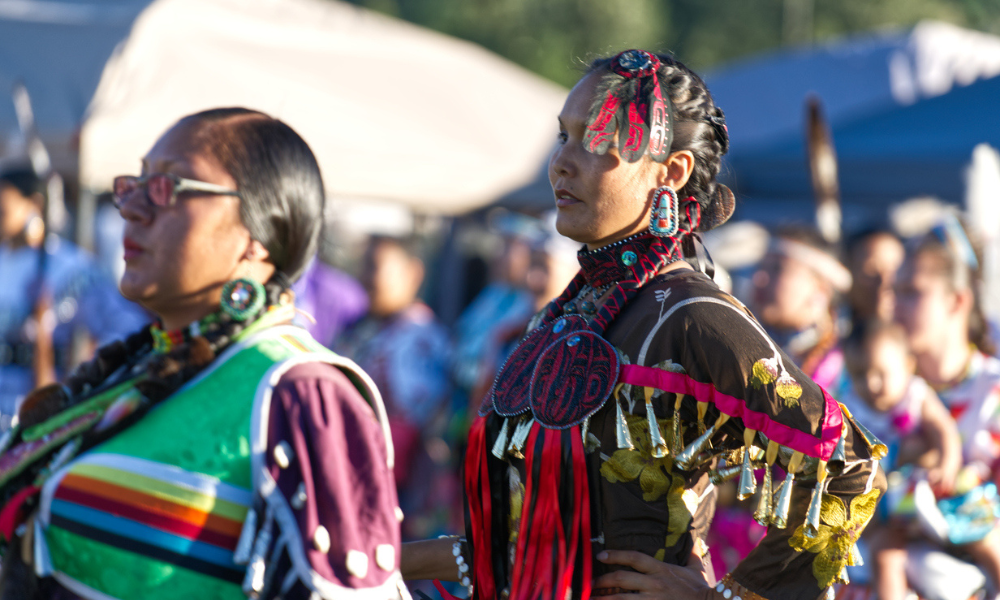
[737,448,758,501]
[753,466,773,526]
[616,398,635,451]
[710,463,742,485]
[647,397,669,459]
[804,480,823,538]
[772,470,795,529]
[492,418,510,460]
[676,424,716,470]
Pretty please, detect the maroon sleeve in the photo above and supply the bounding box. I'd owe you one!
[264,362,403,598]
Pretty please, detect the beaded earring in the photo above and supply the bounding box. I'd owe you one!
[221,277,266,321]
[649,185,679,237]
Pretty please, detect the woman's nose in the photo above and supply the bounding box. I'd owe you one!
[549,145,574,179]
[117,189,153,224]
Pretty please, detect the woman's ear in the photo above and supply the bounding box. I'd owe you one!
[660,150,695,191]
[243,239,270,263]
[241,239,275,284]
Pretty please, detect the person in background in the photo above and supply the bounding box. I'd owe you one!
[0,165,148,431]
[451,217,535,400]
[840,318,975,600]
[894,215,1000,598]
[750,226,852,390]
[846,229,905,323]
[841,319,960,490]
[337,235,455,540]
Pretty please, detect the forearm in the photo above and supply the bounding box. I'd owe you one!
[401,538,460,581]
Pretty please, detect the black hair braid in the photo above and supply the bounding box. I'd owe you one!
[655,57,728,232]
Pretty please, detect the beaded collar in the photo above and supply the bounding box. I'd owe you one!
[536,232,681,334]
[150,313,222,354]
[577,232,670,289]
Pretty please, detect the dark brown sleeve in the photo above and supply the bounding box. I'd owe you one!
[667,300,886,600]
[731,421,886,600]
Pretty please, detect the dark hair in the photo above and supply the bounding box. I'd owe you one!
[368,234,423,261]
[907,218,995,356]
[0,165,43,201]
[585,53,731,232]
[844,318,909,356]
[774,224,839,258]
[182,108,325,283]
[846,228,901,267]
[843,318,910,377]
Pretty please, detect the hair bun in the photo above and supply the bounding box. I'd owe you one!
[700,184,735,231]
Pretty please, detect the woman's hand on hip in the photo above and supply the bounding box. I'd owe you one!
[593,548,714,600]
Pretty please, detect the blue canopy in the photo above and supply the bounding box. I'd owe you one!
[705,21,1000,225]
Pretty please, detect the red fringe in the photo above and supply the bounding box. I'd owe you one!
[509,424,593,600]
[466,416,495,600]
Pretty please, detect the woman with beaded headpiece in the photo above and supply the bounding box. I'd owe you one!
[0,109,408,600]
[402,50,885,600]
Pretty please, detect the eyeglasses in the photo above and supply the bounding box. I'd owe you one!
[112,173,241,208]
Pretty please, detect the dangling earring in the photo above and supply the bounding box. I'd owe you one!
[221,277,266,321]
[649,186,679,237]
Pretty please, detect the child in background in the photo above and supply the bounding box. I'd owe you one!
[842,319,961,493]
[843,319,1000,600]
[843,319,958,600]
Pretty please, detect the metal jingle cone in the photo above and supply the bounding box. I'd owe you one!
[508,417,534,459]
[677,414,729,470]
[772,451,804,530]
[848,542,864,567]
[831,428,847,463]
[492,418,511,460]
[670,395,684,456]
[804,481,824,538]
[753,465,773,526]
[645,387,669,459]
[772,474,794,529]
[710,463,743,485]
[852,419,889,460]
[737,429,758,501]
[804,460,829,538]
[615,385,635,451]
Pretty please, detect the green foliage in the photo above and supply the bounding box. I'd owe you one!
[342,0,1000,86]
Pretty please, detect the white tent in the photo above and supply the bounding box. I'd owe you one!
[79,0,566,215]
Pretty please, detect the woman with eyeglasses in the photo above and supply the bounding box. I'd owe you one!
[402,50,884,600]
[0,108,408,600]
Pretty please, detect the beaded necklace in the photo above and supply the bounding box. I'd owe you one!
[540,231,682,333]
[150,312,222,354]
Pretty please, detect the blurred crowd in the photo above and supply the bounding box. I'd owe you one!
[5,156,1000,598]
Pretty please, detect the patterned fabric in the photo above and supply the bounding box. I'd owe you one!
[45,454,250,585]
[935,351,1000,469]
